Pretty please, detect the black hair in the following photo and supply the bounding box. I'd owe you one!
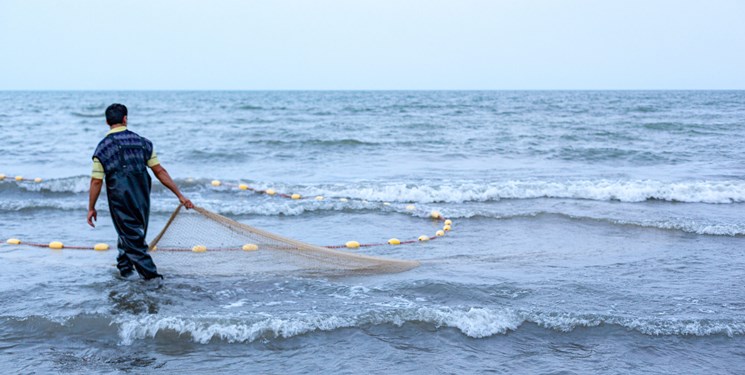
[105,103,128,125]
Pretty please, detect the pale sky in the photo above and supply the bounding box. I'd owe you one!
[0,0,743,90]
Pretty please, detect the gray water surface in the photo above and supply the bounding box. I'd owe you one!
[1,91,744,374]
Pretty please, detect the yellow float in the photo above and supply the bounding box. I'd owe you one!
[94,243,109,251]
[242,244,259,251]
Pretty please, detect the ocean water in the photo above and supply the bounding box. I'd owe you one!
[1,90,744,374]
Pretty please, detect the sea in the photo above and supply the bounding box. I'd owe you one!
[1,90,744,374]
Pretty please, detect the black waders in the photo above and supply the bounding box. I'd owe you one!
[94,130,162,280]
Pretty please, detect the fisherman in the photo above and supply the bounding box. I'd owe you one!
[87,103,194,280]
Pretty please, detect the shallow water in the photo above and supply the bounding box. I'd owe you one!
[1,91,744,374]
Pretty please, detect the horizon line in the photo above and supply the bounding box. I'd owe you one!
[1,88,744,92]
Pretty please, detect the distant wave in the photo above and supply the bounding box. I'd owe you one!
[552,147,672,163]
[268,179,745,204]
[1,176,91,194]
[236,104,264,110]
[0,200,86,212]
[201,203,745,237]
[528,312,745,337]
[581,214,745,236]
[236,104,287,111]
[5,176,745,205]
[5,197,740,236]
[627,105,660,113]
[70,111,103,118]
[245,138,378,147]
[4,177,745,236]
[341,106,374,113]
[483,212,745,237]
[643,122,685,131]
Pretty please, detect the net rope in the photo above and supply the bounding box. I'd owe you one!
[148,205,420,275]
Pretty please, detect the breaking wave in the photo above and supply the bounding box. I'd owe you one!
[7,308,741,346]
[6,177,745,204]
[112,307,745,345]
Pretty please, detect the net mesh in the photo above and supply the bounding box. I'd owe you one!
[148,205,420,275]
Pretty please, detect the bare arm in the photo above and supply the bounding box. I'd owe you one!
[151,164,194,209]
[87,178,103,227]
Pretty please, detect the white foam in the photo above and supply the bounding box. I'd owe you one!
[9,177,745,204]
[529,312,745,337]
[116,307,745,345]
[409,306,523,338]
[12,176,90,194]
[117,314,357,345]
[216,179,745,205]
[607,217,745,236]
[221,300,247,309]
[464,211,745,236]
[116,306,522,345]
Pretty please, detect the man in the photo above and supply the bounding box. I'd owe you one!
[87,103,194,280]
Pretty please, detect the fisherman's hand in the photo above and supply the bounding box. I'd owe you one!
[87,209,97,227]
[179,196,194,209]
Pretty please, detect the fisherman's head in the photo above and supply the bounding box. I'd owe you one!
[105,103,128,126]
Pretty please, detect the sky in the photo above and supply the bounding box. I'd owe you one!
[0,0,743,90]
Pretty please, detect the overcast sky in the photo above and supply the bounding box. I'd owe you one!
[0,0,743,90]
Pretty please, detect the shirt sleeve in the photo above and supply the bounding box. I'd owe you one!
[91,157,104,179]
[147,149,160,167]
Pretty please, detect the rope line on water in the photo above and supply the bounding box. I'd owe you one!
[0,174,43,183]
[4,227,451,253]
[1,175,454,253]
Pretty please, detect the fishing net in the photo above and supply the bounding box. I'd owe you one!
[148,205,420,275]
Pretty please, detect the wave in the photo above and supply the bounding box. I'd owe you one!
[0,175,217,195]
[527,312,745,337]
[236,104,287,111]
[70,111,103,118]
[341,106,374,113]
[236,104,264,110]
[0,199,86,212]
[1,176,91,194]
[585,214,745,236]
[3,198,740,236]
[258,179,745,204]
[197,202,745,236]
[7,176,745,204]
[259,138,378,147]
[552,147,671,163]
[627,105,660,113]
[114,307,745,344]
[4,306,744,346]
[445,211,745,237]
[643,122,686,131]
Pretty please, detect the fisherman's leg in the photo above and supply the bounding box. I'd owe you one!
[116,239,135,277]
[119,233,162,280]
[107,181,158,279]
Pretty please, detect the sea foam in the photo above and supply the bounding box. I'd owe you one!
[8,177,744,204]
[115,306,745,345]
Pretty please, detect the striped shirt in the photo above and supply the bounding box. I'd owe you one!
[91,126,160,179]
